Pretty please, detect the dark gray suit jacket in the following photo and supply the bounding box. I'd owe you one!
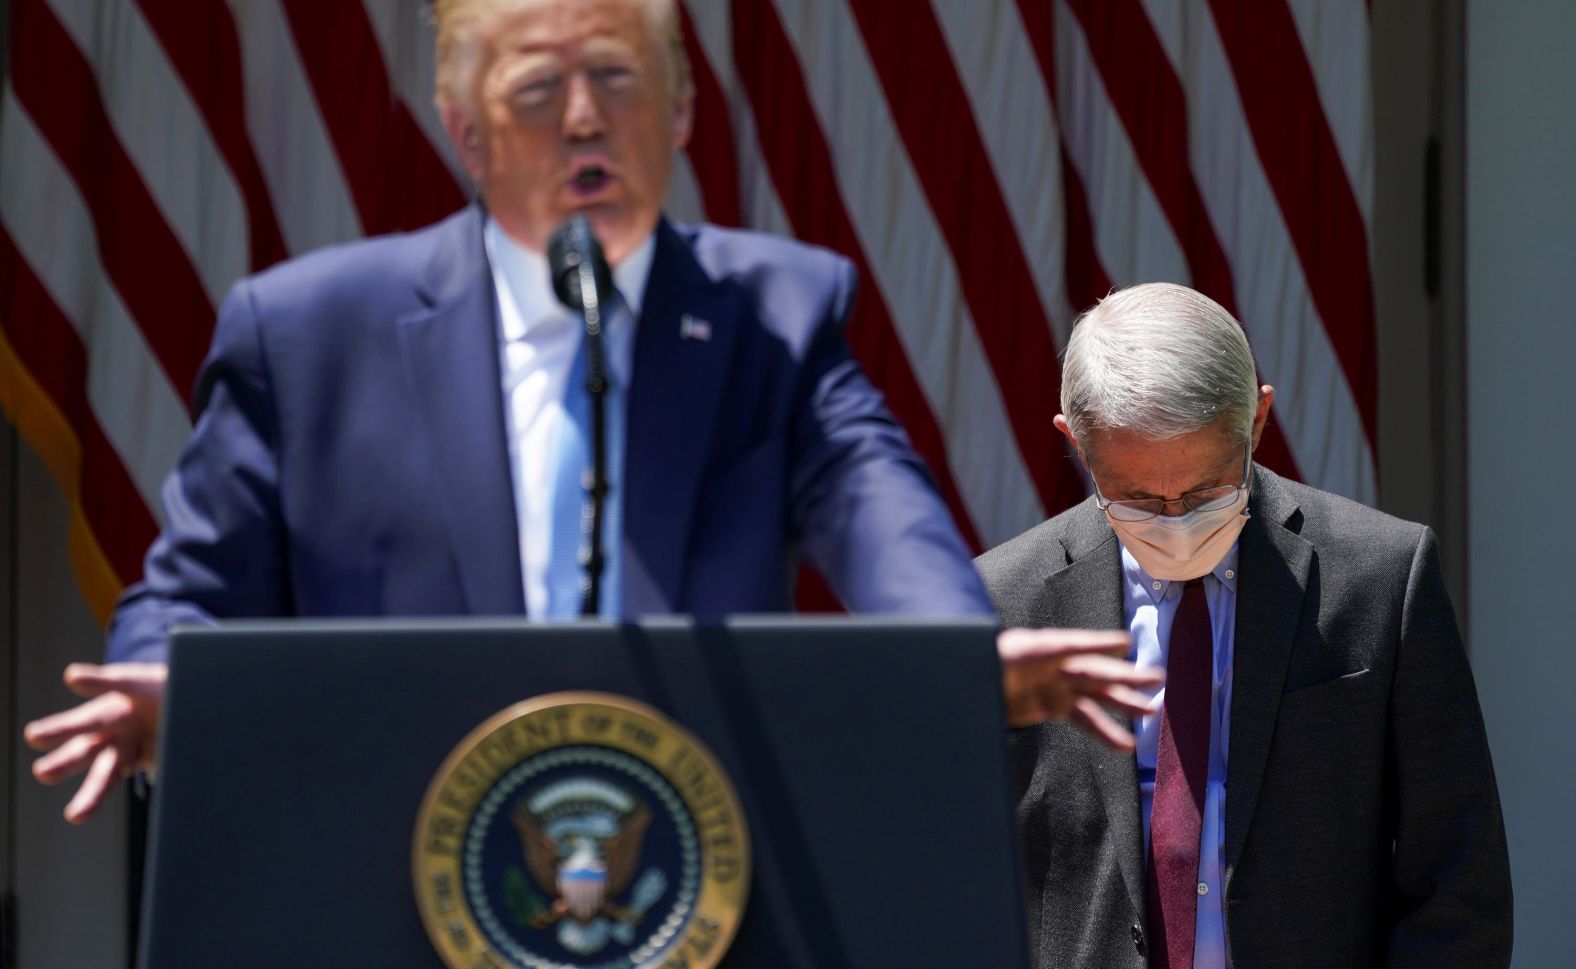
[977,466,1511,969]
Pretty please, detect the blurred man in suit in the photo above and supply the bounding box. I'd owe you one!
[26,0,1155,822]
[977,283,1511,969]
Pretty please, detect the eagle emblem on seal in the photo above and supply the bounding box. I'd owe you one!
[509,778,667,956]
[414,694,748,969]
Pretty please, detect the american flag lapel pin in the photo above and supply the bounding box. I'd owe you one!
[679,313,712,342]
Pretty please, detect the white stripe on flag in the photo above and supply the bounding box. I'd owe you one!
[666,151,706,226]
[1055,0,1191,294]
[770,0,1045,545]
[48,0,246,308]
[1186,2,1376,501]
[1284,0,1374,222]
[1138,0,1186,85]
[679,0,798,240]
[930,0,1076,344]
[0,86,191,519]
[225,0,364,254]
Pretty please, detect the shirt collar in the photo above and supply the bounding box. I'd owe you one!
[1121,543,1241,604]
[484,217,657,340]
[613,230,656,318]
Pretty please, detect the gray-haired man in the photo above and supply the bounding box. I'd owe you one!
[978,283,1511,969]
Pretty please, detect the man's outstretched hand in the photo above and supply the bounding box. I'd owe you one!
[997,628,1160,749]
[25,631,1155,824]
[24,662,167,824]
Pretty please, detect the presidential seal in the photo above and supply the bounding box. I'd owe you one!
[413,693,750,969]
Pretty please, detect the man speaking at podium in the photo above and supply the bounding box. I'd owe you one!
[26,0,1156,822]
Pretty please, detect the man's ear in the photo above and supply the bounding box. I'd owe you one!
[1250,385,1276,451]
[441,99,486,182]
[1053,415,1084,466]
[670,84,695,150]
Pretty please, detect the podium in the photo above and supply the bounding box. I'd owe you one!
[137,618,1031,968]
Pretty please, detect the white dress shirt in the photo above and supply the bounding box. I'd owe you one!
[1124,543,1239,969]
[483,218,655,619]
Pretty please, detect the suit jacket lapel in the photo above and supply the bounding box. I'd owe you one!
[1033,500,1147,919]
[1224,467,1312,874]
[621,219,738,614]
[395,206,525,614]
[1028,500,1125,631]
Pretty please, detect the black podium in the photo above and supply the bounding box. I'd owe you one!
[138,618,1030,968]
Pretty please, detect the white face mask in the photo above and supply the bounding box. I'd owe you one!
[1106,489,1250,581]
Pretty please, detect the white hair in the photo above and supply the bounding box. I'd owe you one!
[1060,282,1259,448]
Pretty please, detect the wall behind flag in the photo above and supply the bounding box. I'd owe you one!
[1465,0,1576,964]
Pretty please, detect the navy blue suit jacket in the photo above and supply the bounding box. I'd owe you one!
[108,206,992,661]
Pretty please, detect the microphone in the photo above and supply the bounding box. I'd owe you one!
[548,214,614,316]
[546,215,613,617]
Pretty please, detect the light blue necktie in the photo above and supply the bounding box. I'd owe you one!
[545,299,625,619]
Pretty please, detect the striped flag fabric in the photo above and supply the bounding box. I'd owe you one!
[0,0,1375,622]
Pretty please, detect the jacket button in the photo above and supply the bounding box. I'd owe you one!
[1131,923,1146,954]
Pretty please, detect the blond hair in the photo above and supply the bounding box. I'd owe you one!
[433,0,693,110]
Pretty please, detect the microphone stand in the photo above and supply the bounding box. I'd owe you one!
[570,256,609,617]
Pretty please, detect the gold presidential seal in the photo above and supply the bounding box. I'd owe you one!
[413,693,750,969]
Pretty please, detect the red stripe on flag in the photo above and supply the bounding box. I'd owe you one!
[0,228,159,584]
[730,0,983,553]
[1012,0,1114,319]
[10,0,215,403]
[134,0,289,271]
[1063,0,1237,312]
[279,0,466,235]
[1059,0,1305,483]
[1060,152,1113,315]
[1015,0,1057,101]
[843,0,1087,517]
[1240,387,1300,478]
[678,6,743,227]
[1206,0,1377,448]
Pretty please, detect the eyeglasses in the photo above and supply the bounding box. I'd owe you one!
[1091,445,1253,523]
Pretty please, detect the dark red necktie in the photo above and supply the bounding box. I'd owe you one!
[1145,578,1213,969]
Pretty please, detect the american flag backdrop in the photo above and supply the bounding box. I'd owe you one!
[0,0,1376,623]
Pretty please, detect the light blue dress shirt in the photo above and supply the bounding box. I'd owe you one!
[1123,544,1239,969]
[484,218,653,618]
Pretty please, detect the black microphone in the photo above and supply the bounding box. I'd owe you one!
[548,214,615,314]
[547,215,614,617]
